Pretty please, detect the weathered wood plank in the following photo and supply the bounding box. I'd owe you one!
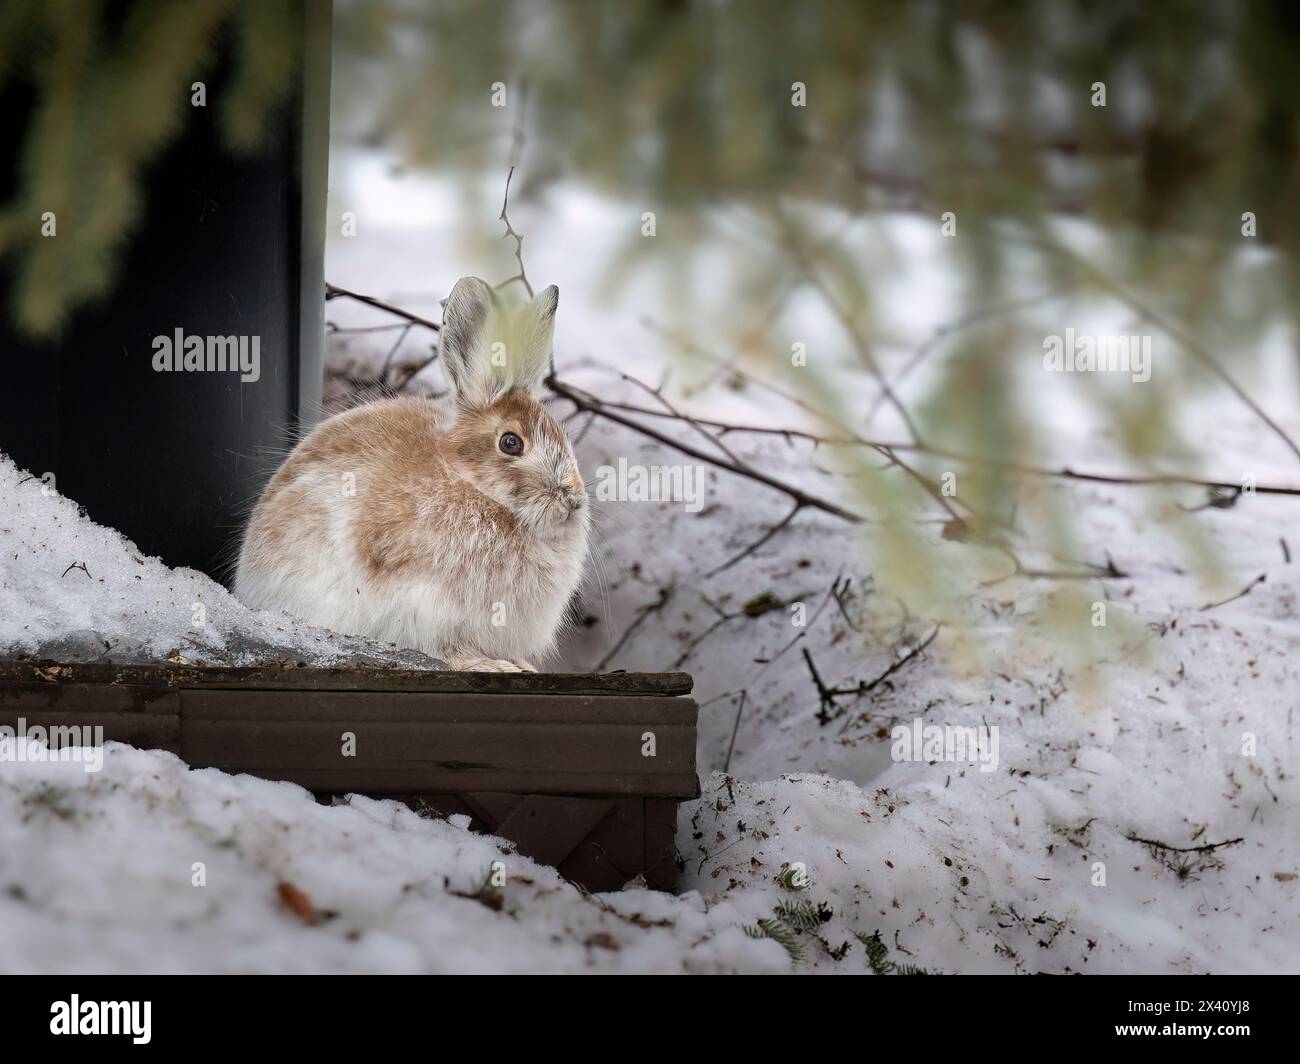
[460,793,524,826]
[644,798,679,890]
[0,682,180,751]
[558,798,646,890]
[178,689,697,724]
[180,719,698,796]
[0,661,693,697]
[0,663,700,808]
[391,794,677,892]
[179,718,695,772]
[492,796,615,868]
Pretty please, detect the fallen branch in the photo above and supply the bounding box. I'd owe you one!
[705,502,802,578]
[802,647,839,719]
[594,586,673,671]
[827,624,942,699]
[1198,573,1266,612]
[981,553,1127,588]
[722,690,749,774]
[1124,831,1245,881]
[807,624,941,725]
[1124,833,1245,855]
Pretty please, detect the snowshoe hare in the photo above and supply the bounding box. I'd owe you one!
[235,277,589,671]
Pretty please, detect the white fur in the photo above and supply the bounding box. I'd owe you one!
[234,280,588,671]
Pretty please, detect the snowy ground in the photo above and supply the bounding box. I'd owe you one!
[0,458,442,669]
[1,162,1297,973]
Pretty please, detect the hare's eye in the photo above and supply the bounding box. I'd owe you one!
[499,432,524,456]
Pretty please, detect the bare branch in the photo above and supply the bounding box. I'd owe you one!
[320,288,1300,504]
[705,502,802,578]
[594,586,673,671]
[378,323,414,385]
[1006,230,1300,467]
[828,624,941,699]
[496,165,534,299]
[546,375,865,524]
[617,370,747,468]
[864,286,1071,424]
[770,204,925,446]
[574,353,1300,499]
[326,283,441,332]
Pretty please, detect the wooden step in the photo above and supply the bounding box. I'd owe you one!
[0,660,699,891]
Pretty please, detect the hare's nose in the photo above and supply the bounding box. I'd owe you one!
[566,491,585,512]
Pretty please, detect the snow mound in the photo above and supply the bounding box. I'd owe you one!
[0,455,440,667]
[0,741,781,974]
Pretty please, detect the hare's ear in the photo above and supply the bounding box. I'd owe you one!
[440,276,497,405]
[514,284,559,397]
[440,277,558,404]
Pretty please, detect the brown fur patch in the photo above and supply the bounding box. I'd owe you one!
[245,390,577,589]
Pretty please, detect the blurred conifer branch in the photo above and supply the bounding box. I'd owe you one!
[0,0,300,335]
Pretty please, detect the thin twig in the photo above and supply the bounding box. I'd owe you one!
[1009,230,1300,467]
[496,165,534,299]
[612,339,1300,499]
[801,648,840,719]
[981,554,1126,587]
[722,690,748,775]
[827,624,942,699]
[325,283,441,332]
[672,592,793,669]
[830,575,863,633]
[1198,573,1266,612]
[618,370,746,467]
[547,375,864,524]
[770,204,925,446]
[1125,833,1244,855]
[705,502,802,578]
[378,323,414,385]
[594,586,673,671]
[864,286,1071,424]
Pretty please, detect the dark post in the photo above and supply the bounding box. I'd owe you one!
[0,1,332,582]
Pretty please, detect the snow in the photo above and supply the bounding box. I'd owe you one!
[0,741,780,973]
[2,159,1297,973]
[0,457,441,668]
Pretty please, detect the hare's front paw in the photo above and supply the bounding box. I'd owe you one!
[448,656,527,673]
[512,659,538,672]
